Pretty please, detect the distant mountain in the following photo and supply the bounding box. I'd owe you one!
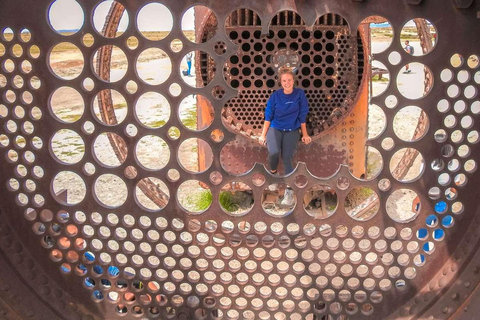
[58,29,80,34]
[371,22,391,28]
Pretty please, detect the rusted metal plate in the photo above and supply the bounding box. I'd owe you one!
[0,0,479,320]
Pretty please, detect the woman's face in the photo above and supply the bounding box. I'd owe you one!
[280,73,294,92]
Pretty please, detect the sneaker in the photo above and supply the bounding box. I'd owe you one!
[280,188,295,206]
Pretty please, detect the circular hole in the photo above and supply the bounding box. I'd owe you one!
[447,85,460,98]
[50,86,84,123]
[437,99,450,113]
[467,55,479,68]
[169,83,182,97]
[82,121,95,135]
[126,36,138,50]
[386,189,420,223]
[262,183,296,217]
[440,69,453,83]
[4,59,15,73]
[389,148,425,182]
[12,44,23,58]
[397,63,433,99]
[92,89,128,125]
[93,1,129,38]
[304,185,337,219]
[135,135,170,171]
[92,45,128,82]
[170,39,183,52]
[457,70,470,83]
[442,215,454,228]
[450,54,464,68]
[137,3,173,41]
[465,159,477,173]
[345,187,379,221]
[81,33,94,47]
[51,129,85,164]
[94,174,128,208]
[82,77,94,91]
[467,130,479,144]
[182,6,217,43]
[167,126,180,140]
[385,95,398,109]
[19,28,31,42]
[126,80,138,94]
[177,180,212,214]
[48,0,84,35]
[211,129,224,143]
[52,171,86,205]
[136,48,171,85]
[454,100,467,114]
[49,42,84,80]
[209,171,223,185]
[219,182,254,216]
[381,137,394,151]
[179,95,214,131]
[464,85,477,99]
[388,51,402,65]
[181,51,215,88]
[135,177,170,211]
[444,114,457,128]
[393,106,429,142]
[400,19,437,56]
[135,92,170,129]
[93,132,127,167]
[378,178,391,192]
[178,138,213,173]
[252,173,266,187]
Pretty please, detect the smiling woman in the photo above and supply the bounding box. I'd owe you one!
[259,67,311,176]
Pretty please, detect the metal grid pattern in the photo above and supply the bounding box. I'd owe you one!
[0,1,479,320]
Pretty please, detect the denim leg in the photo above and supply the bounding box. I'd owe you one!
[266,127,282,172]
[281,130,300,175]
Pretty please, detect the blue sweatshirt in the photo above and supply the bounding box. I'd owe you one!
[265,88,309,130]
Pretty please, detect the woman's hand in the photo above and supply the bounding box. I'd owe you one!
[259,135,267,145]
[302,134,312,144]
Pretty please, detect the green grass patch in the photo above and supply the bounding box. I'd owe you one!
[372,75,389,82]
[146,120,166,128]
[187,190,212,212]
[219,191,239,212]
[182,108,197,130]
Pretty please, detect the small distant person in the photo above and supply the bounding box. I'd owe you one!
[186,52,193,76]
[259,67,311,205]
[404,40,414,73]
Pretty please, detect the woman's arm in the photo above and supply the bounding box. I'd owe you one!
[299,90,312,144]
[259,121,271,145]
[260,92,276,145]
[300,123,311,144]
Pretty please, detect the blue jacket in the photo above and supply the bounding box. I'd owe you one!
[265,88,309,130]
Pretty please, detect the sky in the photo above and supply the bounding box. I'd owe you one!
[48,0,194,33]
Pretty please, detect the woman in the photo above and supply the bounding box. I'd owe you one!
[259,67,312,177]
[259,68,311,206]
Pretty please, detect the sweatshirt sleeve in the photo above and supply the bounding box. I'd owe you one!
[265,92,275,122]
[298,90,309,123]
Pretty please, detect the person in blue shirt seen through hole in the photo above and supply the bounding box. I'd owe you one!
[259,67,311,205]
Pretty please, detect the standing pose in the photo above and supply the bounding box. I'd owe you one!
[259,67,312,176]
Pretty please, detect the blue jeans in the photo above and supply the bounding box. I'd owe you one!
[187,61,192,75]
[266,127,300,175]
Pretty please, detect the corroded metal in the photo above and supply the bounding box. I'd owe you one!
[0,1,479,320]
